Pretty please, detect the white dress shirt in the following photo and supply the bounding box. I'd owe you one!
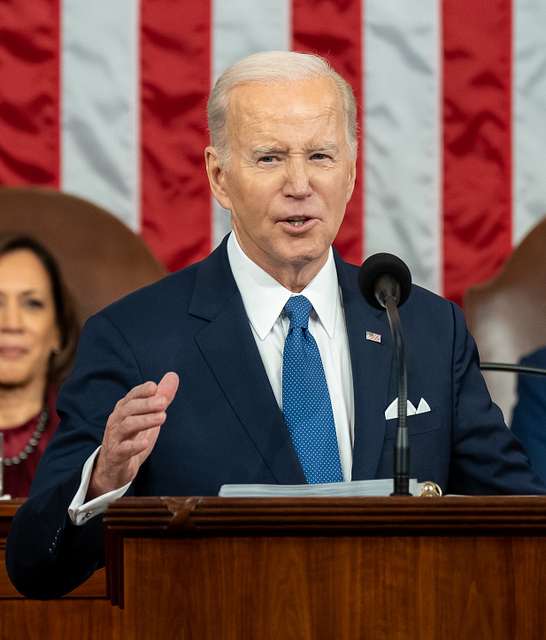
[227,233,355,478]
[69,233,355,525]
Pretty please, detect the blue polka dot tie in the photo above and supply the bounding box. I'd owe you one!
[282,295,343,483]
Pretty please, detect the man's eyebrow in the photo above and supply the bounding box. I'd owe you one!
[252,146,287,156]
[252,143,340,156]
[306,142,339,153]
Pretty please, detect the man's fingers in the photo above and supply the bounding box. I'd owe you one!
[117,411,167,436]
[157,372,179,406]
[117,395,167,420]
[117,373,178,416]
[107,437,152,463]
[104,373,178,452]
[101,416,163,464]
[121,380,158,404]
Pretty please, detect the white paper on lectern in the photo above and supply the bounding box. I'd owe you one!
[219,478,421,497]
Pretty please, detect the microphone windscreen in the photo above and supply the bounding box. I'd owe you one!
[358,253,412,309]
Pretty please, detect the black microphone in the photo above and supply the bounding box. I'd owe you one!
[358,252,412,310]
[358,253,412,496]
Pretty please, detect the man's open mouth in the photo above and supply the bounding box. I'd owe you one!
[283,216,313,227]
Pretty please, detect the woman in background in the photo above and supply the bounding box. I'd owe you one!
[0,234,79,497]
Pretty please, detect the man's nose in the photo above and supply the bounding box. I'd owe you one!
[282,157,312,198]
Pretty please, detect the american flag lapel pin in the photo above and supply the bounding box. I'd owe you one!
[365,331,382,344]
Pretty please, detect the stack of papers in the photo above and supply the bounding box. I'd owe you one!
[219,478,420,497]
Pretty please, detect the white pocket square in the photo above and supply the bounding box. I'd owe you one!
[416,398,431,414]
[385,397,431,420]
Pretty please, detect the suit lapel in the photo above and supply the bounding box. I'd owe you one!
[189,239,305,484]
[336,257,393,480]
[188,240,393,484]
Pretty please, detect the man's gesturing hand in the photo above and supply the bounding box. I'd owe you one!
[87,372,179,499]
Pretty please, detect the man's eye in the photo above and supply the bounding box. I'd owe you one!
[310,153,331,161]
[258,155,279,164]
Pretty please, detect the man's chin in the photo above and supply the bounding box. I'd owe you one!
[279,246,330,274]
[284,237,330,263]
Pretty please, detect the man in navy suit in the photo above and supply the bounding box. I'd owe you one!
[7,51,545,598]
[511,346,546,483]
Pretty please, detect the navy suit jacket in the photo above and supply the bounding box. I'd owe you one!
[7,236,545,597]
[511,346,546,483]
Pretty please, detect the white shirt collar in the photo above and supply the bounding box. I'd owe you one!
[227,232,340,340]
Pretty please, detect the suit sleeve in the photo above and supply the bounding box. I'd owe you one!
[447,304,546,495]
[6,312,141,598]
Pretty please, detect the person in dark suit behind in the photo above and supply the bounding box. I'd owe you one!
[511,346,546,483]
[6,51,545,599]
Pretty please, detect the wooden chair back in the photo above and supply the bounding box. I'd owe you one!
[0,187,166,325]
[464,216,546,421]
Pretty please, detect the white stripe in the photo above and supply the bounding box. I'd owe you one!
[211,0,291,248]
[513,0,546,245]
[363,0,442,293]
[61,1,140,231]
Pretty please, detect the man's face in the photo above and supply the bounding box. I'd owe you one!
[206,76,356,289]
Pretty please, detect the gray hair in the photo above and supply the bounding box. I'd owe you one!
[207,50,357,165]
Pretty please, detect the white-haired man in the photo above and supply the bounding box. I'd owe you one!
[7,51,544,598]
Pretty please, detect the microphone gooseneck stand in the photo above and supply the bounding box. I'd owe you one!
[358,253,413,497]
[375,277,410,496]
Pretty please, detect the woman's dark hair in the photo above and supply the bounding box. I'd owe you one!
[0,233,79,385]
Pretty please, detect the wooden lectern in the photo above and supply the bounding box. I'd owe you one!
[3,497,546,639]
[103,496,546,639]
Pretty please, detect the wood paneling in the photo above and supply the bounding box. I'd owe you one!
[120,534,546,639]
[3,497,546,639]
[105,496,546,640]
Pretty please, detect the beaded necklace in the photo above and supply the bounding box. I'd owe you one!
[3,407,49,466]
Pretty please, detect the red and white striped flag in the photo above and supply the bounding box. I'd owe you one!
[1,0,545,305]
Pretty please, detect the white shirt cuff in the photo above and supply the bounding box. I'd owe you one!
[68,446,131,526]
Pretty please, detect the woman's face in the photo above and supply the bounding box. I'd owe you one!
[0,249,60,388]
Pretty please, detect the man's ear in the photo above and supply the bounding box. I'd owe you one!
[345,157,357,203]
[205,146,232,210]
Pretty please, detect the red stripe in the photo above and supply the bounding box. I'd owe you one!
[292,0,364,266]
[0,0,60,186]
[442,0,513,305]
[140,0,211,271]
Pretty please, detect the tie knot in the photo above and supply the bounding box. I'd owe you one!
[284,295,312,330]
